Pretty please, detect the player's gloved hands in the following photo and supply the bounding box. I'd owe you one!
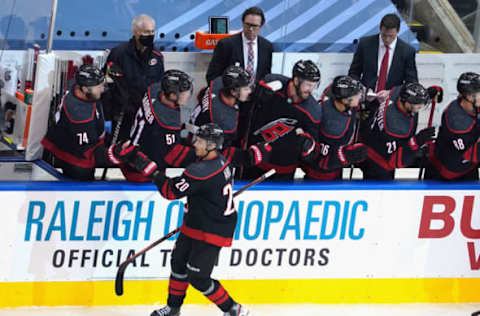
[248,142,272,165]
[107,141,137,165]
[128,150,158,177]
[409,127,436,149]
[338,143,367,166]
[427,85,443,103]
[296,128,317,162]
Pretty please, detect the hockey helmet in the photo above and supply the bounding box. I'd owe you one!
[75,64,105,87]
[399,82,429,105]
[457,72,480,96]
[292,60,321,83]
[162,69,193,96]
[195,123,224,149]
[223,65,252,91]
[331,76,363,100]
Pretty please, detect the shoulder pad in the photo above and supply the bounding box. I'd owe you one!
[211,76,224,96]
[210,97,238,133]
[383,99,415,138]
[390,86,401,100]
[184,156,228,180]
[319,84,333,104]
[444,100,476,133]
[264,73,289,85]
[147,83,181,129]
[296,96,322,123]
[63,92,96,123]
[319,99,353,137]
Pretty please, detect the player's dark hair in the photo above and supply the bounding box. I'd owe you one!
[242,7,265,26]
[380,14,400,31]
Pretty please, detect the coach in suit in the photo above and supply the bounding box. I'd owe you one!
[206,7,273,154]
[348,13,418,104]
[206,6,273,84]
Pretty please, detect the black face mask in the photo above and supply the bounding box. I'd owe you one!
[138,35,154,47]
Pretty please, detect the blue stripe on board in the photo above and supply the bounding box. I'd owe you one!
[283,0,377,51]
[0,181,479,191]
[165,0,264,50]
[169,0,301,49]
[0,0,421,52]
[156,0,225,35]
[324,5,395,52]
[265,0,337,42]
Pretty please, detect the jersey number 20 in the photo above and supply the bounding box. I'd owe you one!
[223,183,235,216]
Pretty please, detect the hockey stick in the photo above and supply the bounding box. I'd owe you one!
[418,86,442,180]
[101,61,127,180]
[31,44,40,91]
[114,168,276,296]
[349,114,361,180]
[101,107,124,180]
[417,99,435,180]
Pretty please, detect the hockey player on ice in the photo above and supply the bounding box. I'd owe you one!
[109,123,258,316]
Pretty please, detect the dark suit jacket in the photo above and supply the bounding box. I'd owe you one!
[206,32,273,84]
[348,34,418,91]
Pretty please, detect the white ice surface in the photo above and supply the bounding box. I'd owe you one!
[1,304,480,316]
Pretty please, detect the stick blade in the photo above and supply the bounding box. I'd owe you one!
[264,169,276,178]
[115,262,128,296]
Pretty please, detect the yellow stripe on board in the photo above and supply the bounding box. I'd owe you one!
[0,278,479,307]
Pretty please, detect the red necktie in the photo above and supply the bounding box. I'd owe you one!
[377,44,389,92]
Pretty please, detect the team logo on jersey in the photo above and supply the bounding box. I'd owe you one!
[254,118,297,142]
[149,58,158,66]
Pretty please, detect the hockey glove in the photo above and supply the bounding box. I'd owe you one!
[337,143,367,166]
[427,85,443,103]
[107,142,137,165]
[129,150,159,178]
[249,142,272,165]
[296,128,317,163]
[409,127,435,150]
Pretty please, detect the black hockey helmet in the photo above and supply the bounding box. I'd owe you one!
[223,65,252,91]
[457,72,480,96]
[331,75,363,100]
[75,64,105,87]
[292,60,321,83]
[195,123,224,149]
[162,69,193,96]
[399,82,429,105]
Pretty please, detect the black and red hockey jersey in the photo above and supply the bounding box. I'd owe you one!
[246,74,321,178]
[125,82,196,181]
[41,88,106,168]
[427,98,480,179]
[190,76,239,148]
[359,87,421,179]
[302,86,357,180]
[153,153,236,247]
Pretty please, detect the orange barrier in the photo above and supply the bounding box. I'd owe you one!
[17,89,34,148]
[15,91,24,102]
[194,31,240,50]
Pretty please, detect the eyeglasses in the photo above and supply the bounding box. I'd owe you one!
[244,22,261,30]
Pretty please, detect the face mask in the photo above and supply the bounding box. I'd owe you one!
[139,35,154,47]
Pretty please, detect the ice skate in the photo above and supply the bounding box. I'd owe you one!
[224,303,250,316]
[150,305,180,316]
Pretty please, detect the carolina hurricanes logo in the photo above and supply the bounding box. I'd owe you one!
[149,58,157,66]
